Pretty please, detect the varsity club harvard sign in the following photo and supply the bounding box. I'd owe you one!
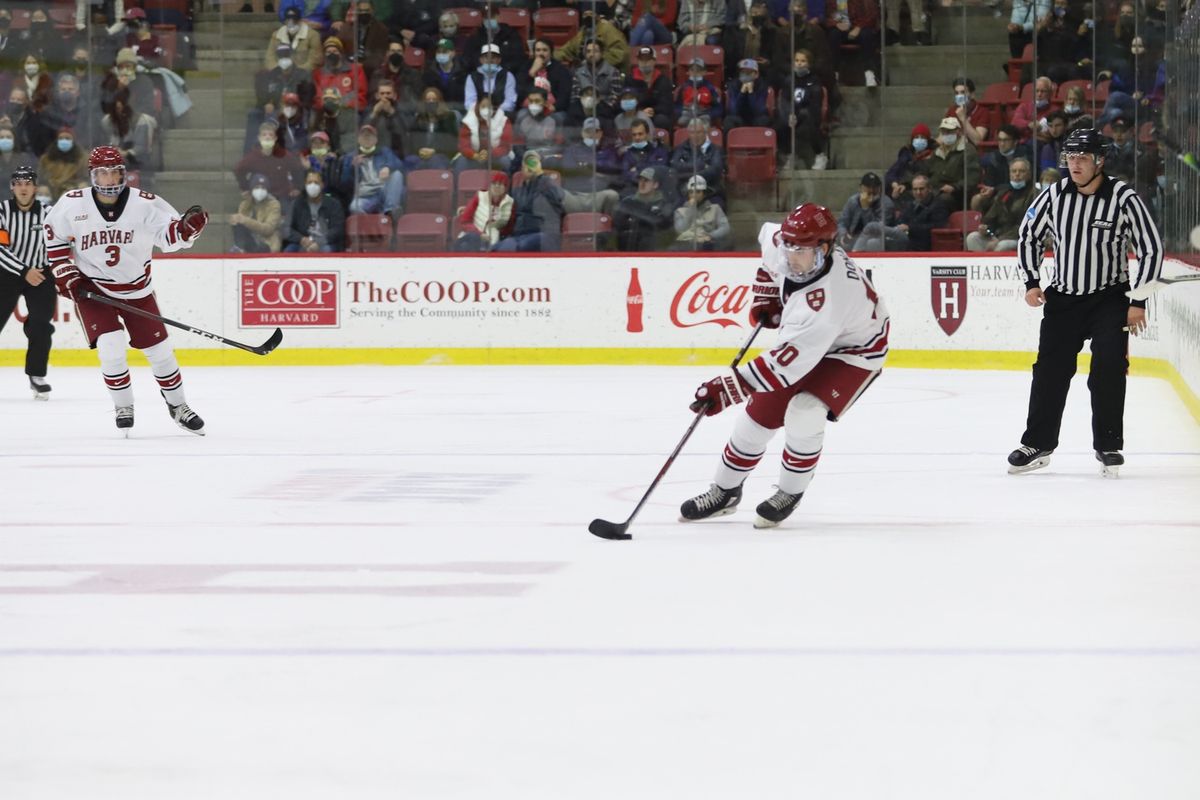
[240,272,339,327]
[930,266,968,335]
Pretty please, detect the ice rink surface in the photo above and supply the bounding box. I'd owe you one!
[1,364,1198,799]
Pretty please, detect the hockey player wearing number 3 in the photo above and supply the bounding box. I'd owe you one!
[44,146,210,435]
[680,203,890,528]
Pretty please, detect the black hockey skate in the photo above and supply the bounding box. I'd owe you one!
[754,488,804,529]
[1095,450,1124,478]
[680,483,742,521]
[166,400,206,436]
[1007,445,1054,474]
[29,376,50,400]
[115,405,134,434]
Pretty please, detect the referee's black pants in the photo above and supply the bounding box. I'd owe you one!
[0,271,56,377]
[1021,283,1130,452]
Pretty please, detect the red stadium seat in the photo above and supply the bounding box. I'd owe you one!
[561,212,613,251]
[456,169,491,209]
[632,0,678,26]
[405,169,454,216]
[346,214,394,252]
[653,44,674,70]
[676,44,724,87]
[152,25,178,70]
[931,210,982,251]
[446,7,483,35]
[497,7,530,41]
[405,47,425,70]
[672,126,723,148]
[533,7,579,46]
[1007,43,1032,83]
[394,213,449,251]
[1054,79,1092,104]
[725,126,776,186]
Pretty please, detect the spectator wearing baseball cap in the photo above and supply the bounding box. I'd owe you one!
[626,45,673,132]
[724,59,770,133]
[464,42,518,115]
[927,115,980,212]
[266,6,321,71]
[422,39,467,105]
[884,122,936,200]
[276,0,333,35]
[672,173,732,251]
[557,117,621,217]
[460,6,526,74]
[614,165,672,251]
[676,57,723,128]
[836,171,893,249]
[231,173,283,254]
[303,130,339,188]
[274,90,309,154]
[553,9,629,70]
[339,122,406,216]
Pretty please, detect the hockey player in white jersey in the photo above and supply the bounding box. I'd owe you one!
[45,145,210,435]
[680,202,890,528]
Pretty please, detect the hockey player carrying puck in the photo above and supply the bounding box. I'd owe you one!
[44,146,209,435]
[680,203,890,528]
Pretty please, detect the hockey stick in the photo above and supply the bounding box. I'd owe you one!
[589,321,766,541]
[79,290,283,355]
[1127,273,1200,301]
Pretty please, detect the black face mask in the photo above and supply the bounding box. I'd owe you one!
[325,53,340,68]
[74,58,88,69]
[424,101,438,113]
[388,53,404,68]
[7,101,23,116]
[0,19,12,31]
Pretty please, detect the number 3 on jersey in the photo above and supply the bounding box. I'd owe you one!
[104,245,120,267]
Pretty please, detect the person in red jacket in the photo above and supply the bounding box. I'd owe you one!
[456,97,513,174]
[454,170,515,251]
[311,37,368,112]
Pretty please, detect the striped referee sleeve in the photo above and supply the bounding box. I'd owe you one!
[1118,184,1163,295]
[0,203,25,278]
[1017,184,1056,288]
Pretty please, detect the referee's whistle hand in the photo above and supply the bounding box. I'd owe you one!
[1127,306,1147,336]
[1025,287,1045,307]
[24,269,46,286]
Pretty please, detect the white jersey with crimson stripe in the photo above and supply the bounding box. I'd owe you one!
[43,187,196,300]
[737,223,890,393]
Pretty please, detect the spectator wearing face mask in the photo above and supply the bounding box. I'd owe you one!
[0,125,37,201]
[627,46,674,133]
[775,48,826,170]
[278,0,334,36]
[455,170,514,252]
[20,55,53,117]
[515,88,557,158]
[519,39,571,121]
[1061,85,1087,127]
[38,74,97,154]
[339,123,406,215]
[301,130,341,196]
[436,12,472,58]
[1104,119,1136,182]
[100,48,156,129]
[267,7,323,71]
[558,119,622,215]
[406,86,456,170]
[1037,110,1068,172]
[945,77,989,147]
[724,59,769,133]
[853,174,947,252]
[884,123,934,201]
[312,86,359,154]
[377,38,424,114]
[19,9,67,70]
[335,0,390,76]
[456,97,513,174]
[274,91,310,154]
[1011,76,1058,143]
[675,58,723,128]
[0,89,36,155]
[235,121,304,205]
[966,157,1035,252]
[422,39,467,106]
[613,87,654,139]
[100,87,157,180]
[312,37,368,112]
[571,40,623,124]
[669,117,724,203]
[464,44,517,117]
[461,2,526,74]
[119,8,165,67]
[285,170,346,252]
[926,116,979,212]
[248,44,316,153]
[230,173,283,253]
[37,128,87,200]
[619,118,668,193]
[976,124,1033,202]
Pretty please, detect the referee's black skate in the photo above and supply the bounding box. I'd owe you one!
[1095,450,1124,478]
[754,488,804,529]
[1007,445,1054,474]
[115,405,134,435]
[680,483,742,521]
[165,397,206,436]
[29,376,50,400]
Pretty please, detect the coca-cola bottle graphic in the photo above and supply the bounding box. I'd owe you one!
[626,268,644,333]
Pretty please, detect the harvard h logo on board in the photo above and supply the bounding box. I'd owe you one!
[931,266,968,336]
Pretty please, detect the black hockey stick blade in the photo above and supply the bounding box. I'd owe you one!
[252,327,284,355]
[588,518,632,541]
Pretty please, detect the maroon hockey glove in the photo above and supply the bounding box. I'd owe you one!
[690,371,751,416]
[179,205,209,241]
[50,262,96,301]
[749,296,783,329]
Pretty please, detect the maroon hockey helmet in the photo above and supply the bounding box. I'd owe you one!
[89,145,126,197]
[780,203,838,249]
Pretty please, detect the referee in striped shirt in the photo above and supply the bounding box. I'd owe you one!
[0,166,55,399]
[1008,128,1163,477]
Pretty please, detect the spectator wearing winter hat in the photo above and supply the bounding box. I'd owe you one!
[313,37,368,112]
[231,173,283,253]
[248,44,316,152]
[455,170,515,252]
[675,58,723,128]
[101,47,156,126]
[121,7,165,66]
[671,175,731,251]
[724,58,770,133]
[884,122,935,200]
[267,7,323,71]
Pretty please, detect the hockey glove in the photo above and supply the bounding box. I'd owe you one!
[50,262,96,301]
[179,205,209,242]
[690,371,752,416]
[750,267,783,328]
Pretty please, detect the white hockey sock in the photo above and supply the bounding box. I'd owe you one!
[96,330,133,408]
[713,410,777,490]
[778,392,828,496]
[142,340,187,406]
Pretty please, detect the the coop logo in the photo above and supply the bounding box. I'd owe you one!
[931,266,968,335]
[669,270,751,328]
[241,272,339,327]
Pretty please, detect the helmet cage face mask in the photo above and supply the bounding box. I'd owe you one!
[91,165,126,196]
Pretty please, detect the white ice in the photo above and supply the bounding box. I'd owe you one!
[1,364,1198,799]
